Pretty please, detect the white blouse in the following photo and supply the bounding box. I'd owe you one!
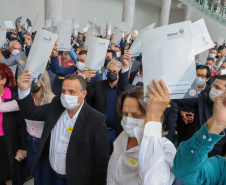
[107,122,176,185]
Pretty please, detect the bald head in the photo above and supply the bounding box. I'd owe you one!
[9,41,21,52]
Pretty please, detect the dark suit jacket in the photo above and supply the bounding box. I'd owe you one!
[17,95,109,185]
[129,70,138,85]
[130,59,140,74]
[207,75,218,86]
[176,92,226,157]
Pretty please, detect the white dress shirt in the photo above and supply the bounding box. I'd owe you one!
[132,71,143,86]
[107,122,176,185]
[18,88,84,175]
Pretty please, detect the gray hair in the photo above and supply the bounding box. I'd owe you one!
[9,40,20,49]
[64,74,87,91]
[106,60,122,71]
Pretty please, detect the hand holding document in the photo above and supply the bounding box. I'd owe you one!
[142,21,198,100]
[112,27,124,45]
[0,26,7,48]
[85,37,109,71]
[130,23,155,57]
[4,21,14,29]
[25,29,58,86]
[57,20,72,51]
[191,18,214,56]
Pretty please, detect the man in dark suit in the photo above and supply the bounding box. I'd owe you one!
[176,75,226,157]
[17,71,109,185]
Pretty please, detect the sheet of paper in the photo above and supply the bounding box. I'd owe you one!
[4,21,14,29]
[112,27,124,45]
[74,30,78,36]
[108,22,112,35]
[0,26,7,48]
[25,29,58,86]
[85,37,109,71]
[85,25,95,47]
[57,20,72,51]
[45,19,52,28]
[83,27,88,33]
[93,24,101,36]
[130,23,155,57]
[27,26,32,33]
[88,21,94,28]
[20,16,27,26]
[142,21,198,100]
[31,13,39,32]
[74,22,80,30]
[52,26,57,33]
[118,21,132,32]
[218,37,224,46]
[191,18,214,56]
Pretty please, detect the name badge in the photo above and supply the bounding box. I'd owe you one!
[20,61,25,64]
[167,104,171,108]
[58,76,64,80]
[128,158,138,167]
[68,63,73,66]
[67,127,73,132]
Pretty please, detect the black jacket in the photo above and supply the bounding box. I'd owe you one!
[3,91,28,185]
[17,95,109,185]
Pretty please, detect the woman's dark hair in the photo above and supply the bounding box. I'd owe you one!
[0,63,16,90]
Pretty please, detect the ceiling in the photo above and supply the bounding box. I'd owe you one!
[140,0,184,9]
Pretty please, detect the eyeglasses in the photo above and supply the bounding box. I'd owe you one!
[197,74,207,78]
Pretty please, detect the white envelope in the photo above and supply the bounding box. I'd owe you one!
[83,28,88,33]
[25,29,58,86]
[57,20,72,51]
[85,37,110,71]
[108,22,112,35]
[191,18,214,56]
[74,23,80,30]
[118,21,132,32]
[142,21,198,100]
[45,19,52,28]
[0,26,7,48]
[4,21,14,29]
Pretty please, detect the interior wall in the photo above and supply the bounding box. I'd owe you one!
[0,0,160,33]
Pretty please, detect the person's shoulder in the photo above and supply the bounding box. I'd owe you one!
[85,102,106,120]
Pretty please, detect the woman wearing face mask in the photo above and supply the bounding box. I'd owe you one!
[0,70,55,185]
[0,63,28,185]
[107,80,176,185]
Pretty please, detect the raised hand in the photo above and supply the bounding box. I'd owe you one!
[17,69,32,92]
[145,79,170,124]
[122,50,131,69]
[85,68,96,82]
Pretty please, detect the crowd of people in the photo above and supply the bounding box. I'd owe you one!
[1,21,226,185]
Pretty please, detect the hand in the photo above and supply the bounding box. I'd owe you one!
[18,24,22,31]
[111,42,116,50]
[16,150,27,159]
[24,35,32,45]
[17,69,32,92]
[85,68,96,82]
[186,112,194,123]
[207,91,226,134]
[51,42,58,56]
[122,50,131,69]
[131,32,136,39]
[145,79,170,125]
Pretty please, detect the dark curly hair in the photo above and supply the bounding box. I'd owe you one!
[0,63,16,90]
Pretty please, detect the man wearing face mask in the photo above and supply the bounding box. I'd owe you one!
[87,60,130,154]
[101,49,116,80]
[196,65,211,94]
[205,57,218,76]
[175,75,226,157]
[0,40,28,78]
[50,44,102,88]
[207,62,226,86]
[16,71,109,185]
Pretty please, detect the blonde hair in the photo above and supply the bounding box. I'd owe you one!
[39,70,55,104]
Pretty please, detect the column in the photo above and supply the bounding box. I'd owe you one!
[122,0,136,32]
[45,0,63,26]
[184,4,192,21]
[159,0,172,27]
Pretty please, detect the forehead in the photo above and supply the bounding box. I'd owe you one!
[210,49,217,53]
[197,68,207,74]
[122,97,143,112]
[62,79,81,91]
[78,54,86,59]
[221,63,226,68]
[108,64,119,71]
[206,60,213,63]
[214,79,226,88]
[12,43,21,49]
[106,52,112,57]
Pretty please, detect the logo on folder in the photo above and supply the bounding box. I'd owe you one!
[179,29,184,34]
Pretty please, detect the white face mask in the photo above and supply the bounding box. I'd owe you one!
[116,52,121,58]
[60,93,82,110]
[220,69,226,76]
[208,53,216,58]
[76,62,86,71]
[209,87,222,102]
[11,49,20,56]
[197,77,206,87]
[121,116,144,138]
[63,53,71,60]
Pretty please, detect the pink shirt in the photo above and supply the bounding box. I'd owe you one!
[0,87,12,136]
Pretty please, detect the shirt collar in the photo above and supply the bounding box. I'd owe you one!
[108,82,118,89]
[65,101,84,121]
[198,84,206,94]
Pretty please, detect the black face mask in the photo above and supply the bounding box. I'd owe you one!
[107,72,117,82]
[31,85,41,94]
[104,58,111,68]
[216,56,219,59]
